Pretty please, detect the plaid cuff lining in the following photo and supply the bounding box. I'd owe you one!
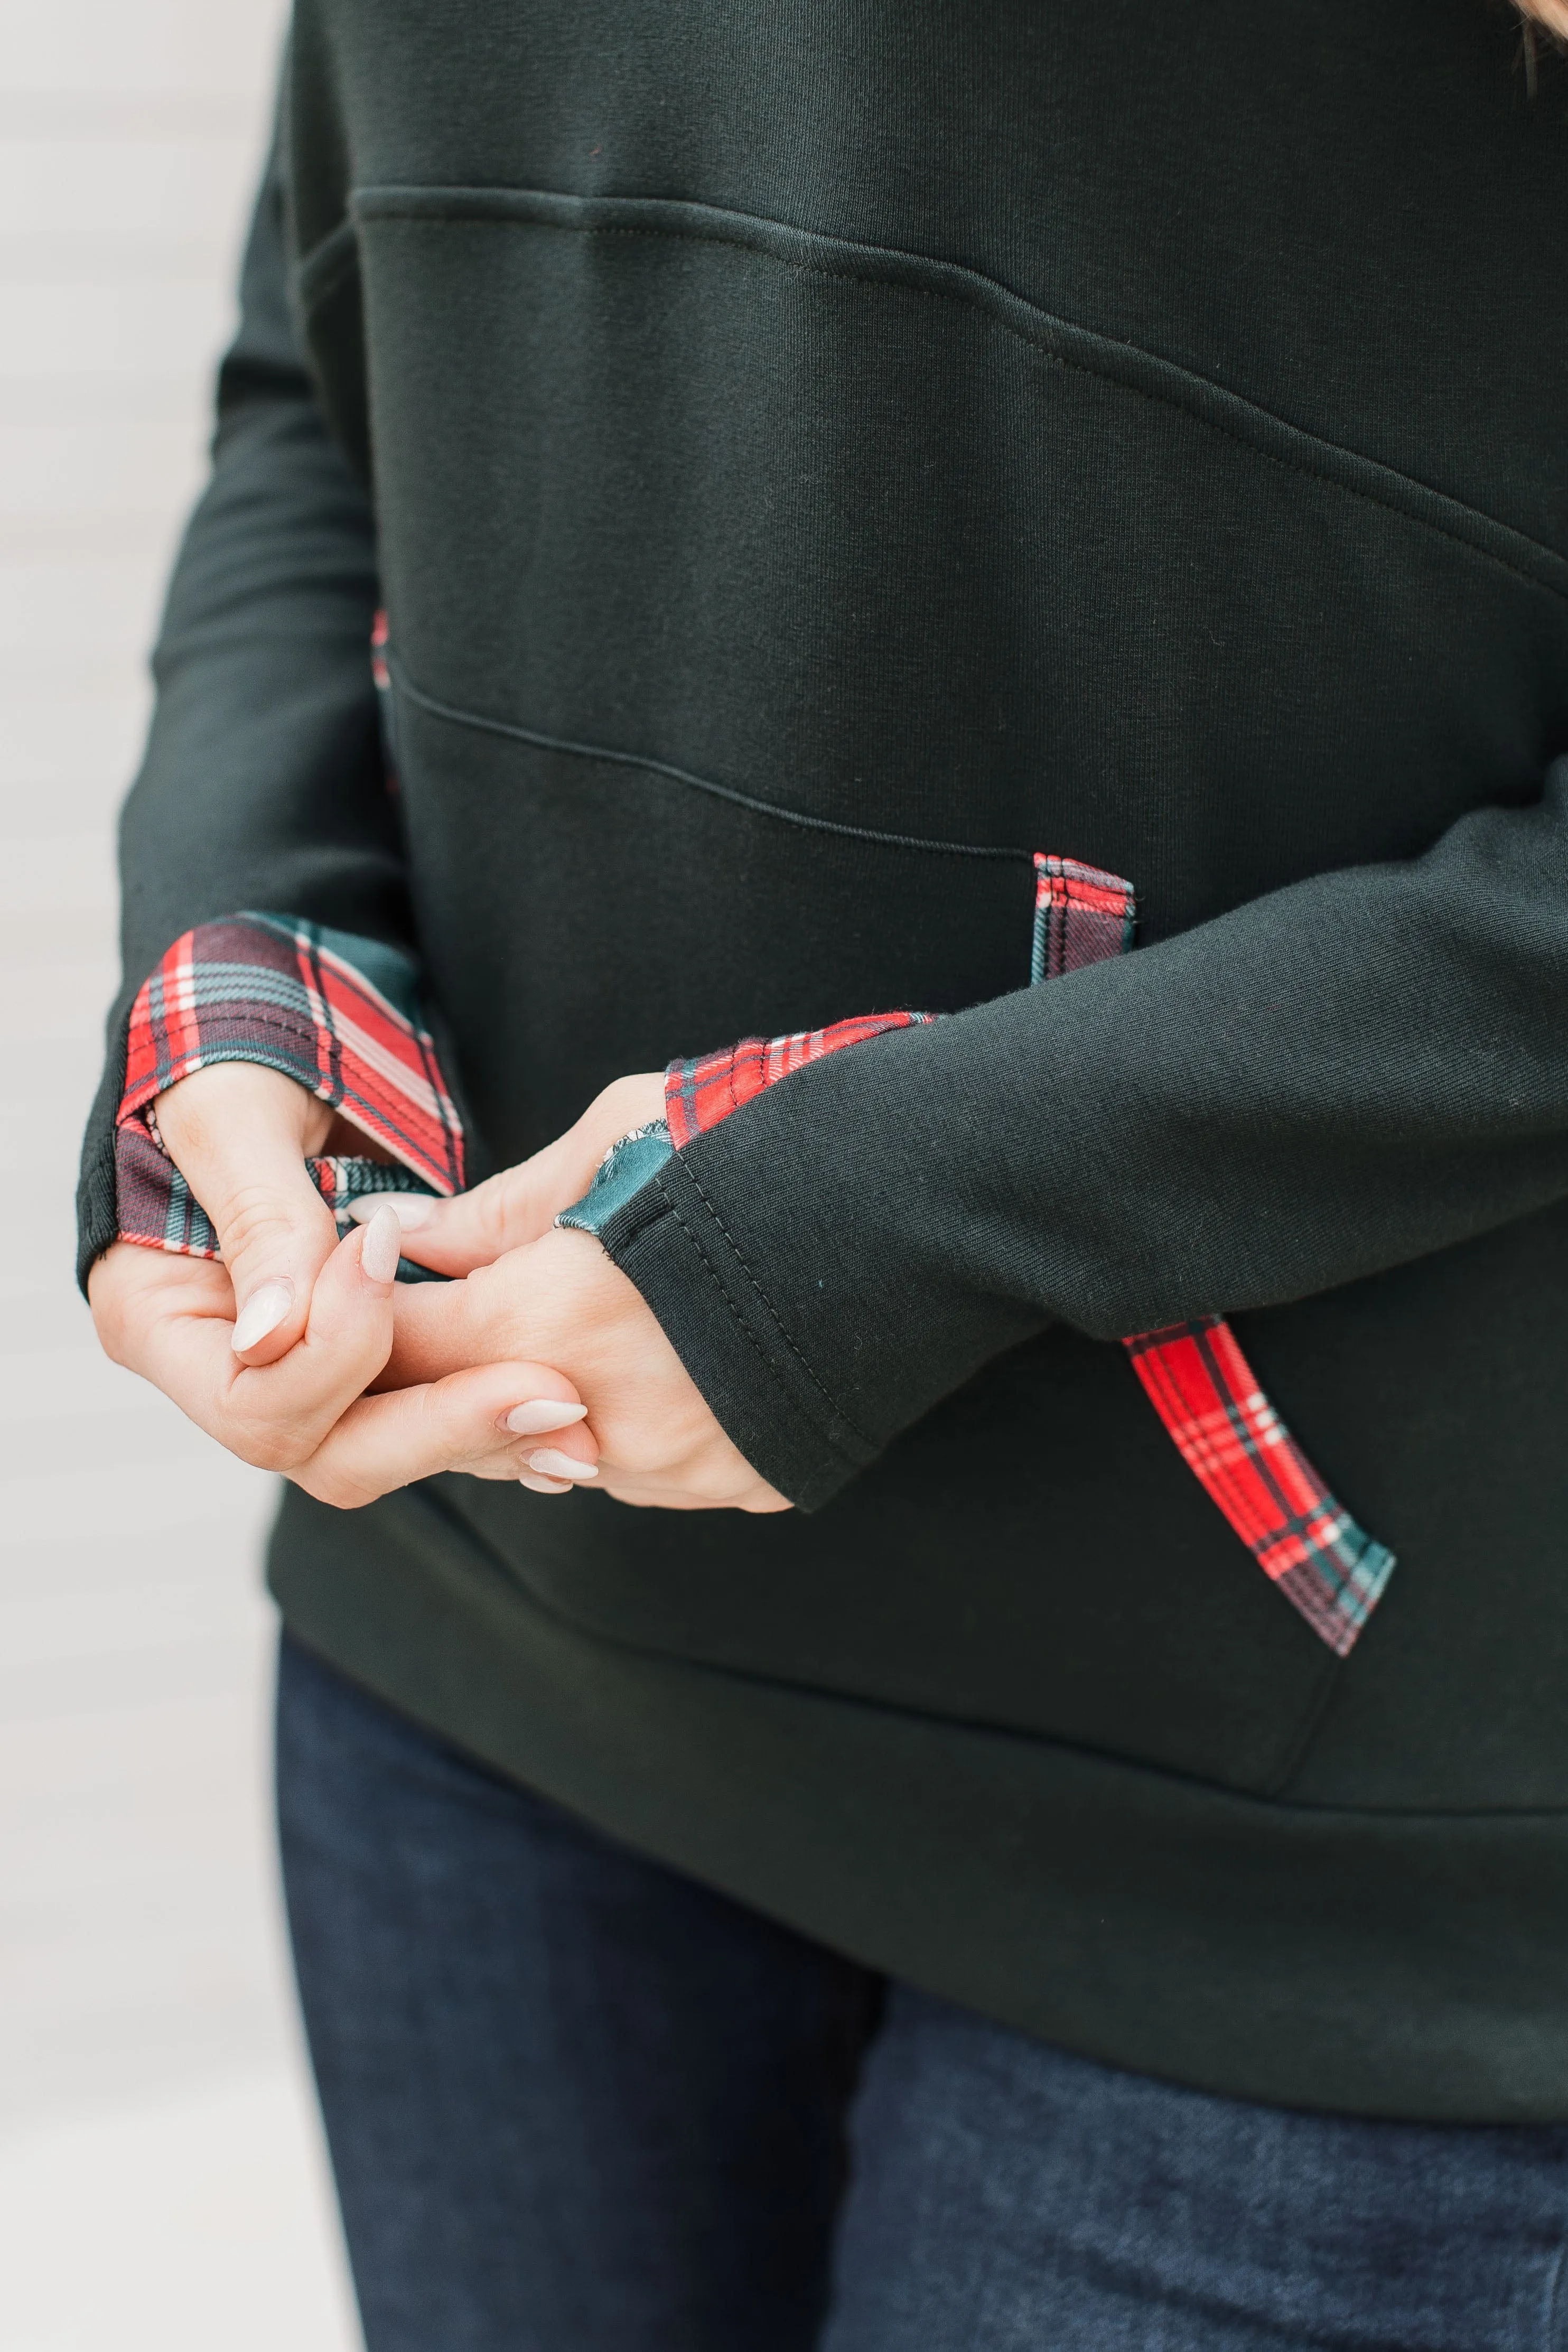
[665,1013,935,1150]
[115,912,463,1260]
[661,855,1394,1656]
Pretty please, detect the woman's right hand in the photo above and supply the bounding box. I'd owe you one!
[87,1062,599,1505]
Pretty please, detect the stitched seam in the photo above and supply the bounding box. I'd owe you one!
[673,1157,877,1453]
[594,229,1568,602]
[129,1005,328,1052]
[652,1188,865,1474]
[117,1011,329,1118]
[1260,1651,1349,1800]
[358,200,1568,601]
[388,658,1030,862]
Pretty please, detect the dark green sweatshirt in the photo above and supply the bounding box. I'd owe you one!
[80,0,1568,2120]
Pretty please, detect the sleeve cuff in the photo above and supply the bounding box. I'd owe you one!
[114,912,464,1259]
[581,1013,935,1507]
[596,1151,880,1512]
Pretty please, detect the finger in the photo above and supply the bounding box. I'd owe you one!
[89,1219,402,1471]
[378,1258,507,1389]
[293,1361,594,1510]
[154,1063,340,1365]
[361,1141,590,1275]
[132,1208,403,1469]
[372,1071,666,1275]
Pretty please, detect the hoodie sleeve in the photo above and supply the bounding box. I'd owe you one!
[600,754,1568,1519]
[76,111,410,1291]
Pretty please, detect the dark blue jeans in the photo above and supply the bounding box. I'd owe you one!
[276,1636,1568,2351]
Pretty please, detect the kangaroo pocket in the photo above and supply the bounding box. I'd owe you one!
[328,187,1567,1800]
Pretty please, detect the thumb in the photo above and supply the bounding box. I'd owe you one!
[358,1070,668,1276]
[153,1061,341,1366]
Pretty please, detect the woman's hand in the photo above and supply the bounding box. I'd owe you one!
[90,1059,601,1505]
[92,1057,780,1511]
[368,1067,788,1512]
[387,1224,790,1515]
[88,1209,599,1509]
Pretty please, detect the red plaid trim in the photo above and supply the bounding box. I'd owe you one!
[665,1013,933,1150]
[1031,854,1136,982]
[660,856,1393,1654]
[1124,1318,1394,1656]
[1035,857,1394,1654]
[116,912,463,1259]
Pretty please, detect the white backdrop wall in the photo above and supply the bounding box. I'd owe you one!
[0,5,359,2343]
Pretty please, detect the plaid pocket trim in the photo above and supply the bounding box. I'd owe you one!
[1031,853,1137,982]
[1034,858,1395,1654]
[1123,1318,1395,1657]
[115,912,463,1259]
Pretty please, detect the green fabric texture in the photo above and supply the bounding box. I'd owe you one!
[82,2,1568,2117]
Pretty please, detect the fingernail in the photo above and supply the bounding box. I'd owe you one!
[526,1449,598,1481]
[505,1400,590,1435]
[360,1204,404,1285]
[231,1277,293,1354]
[348,1193,433,1231]
[519,1470,573,1495]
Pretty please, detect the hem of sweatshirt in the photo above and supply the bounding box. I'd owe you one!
[268,1476,1568,2126]
[600,1155,878,1512]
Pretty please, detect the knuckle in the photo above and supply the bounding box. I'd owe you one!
[236,1423,309,1476]
[481,1174,529,1252]
[217,1184,310,1263]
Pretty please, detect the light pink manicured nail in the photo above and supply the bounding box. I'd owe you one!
[359,1204,404,1285]
[526,1449,598,1481]
[505,1400,590,1436]
[519,1470,572,1495]
[347,1193,433,1231]
[231,1278,293,1354]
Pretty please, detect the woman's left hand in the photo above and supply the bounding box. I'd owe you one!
[381,1222,790,1514]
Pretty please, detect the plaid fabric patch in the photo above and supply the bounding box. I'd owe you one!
[1031,854,1136,983]
[665,1013,934,1150]
[1033,858,1394,1655]
[116,912,463,1259]
[1124,1319,1395,1657]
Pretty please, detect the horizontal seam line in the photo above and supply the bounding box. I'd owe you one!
[348,190,1568,600]
[388,658,1031,860]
